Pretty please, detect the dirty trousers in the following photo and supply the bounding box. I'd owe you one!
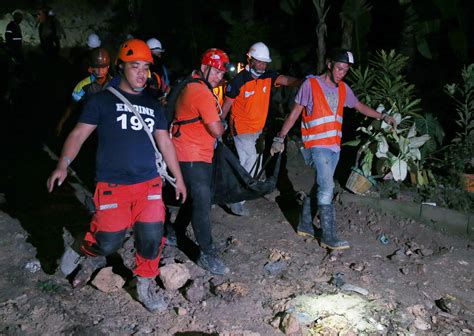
[310,147,340,205]
[81,177,165,278]
[233,131,263,176]
[173,162,214,254]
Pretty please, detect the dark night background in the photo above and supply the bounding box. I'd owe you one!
[2,0,473,133]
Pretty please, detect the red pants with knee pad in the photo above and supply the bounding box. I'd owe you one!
[81,176,166,278]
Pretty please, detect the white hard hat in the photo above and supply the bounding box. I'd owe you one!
[146,38,165,53]
[87,33,101,49]
[247,42,271,63]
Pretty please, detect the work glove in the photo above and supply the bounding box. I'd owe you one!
[381,113,397,128]
[270,136,285,156]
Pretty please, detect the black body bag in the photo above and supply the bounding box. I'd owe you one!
[211,141,281,204]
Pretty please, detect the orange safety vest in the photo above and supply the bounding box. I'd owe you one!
[301,77,346,148]
[150,71,162,89]
[213,84,225,107]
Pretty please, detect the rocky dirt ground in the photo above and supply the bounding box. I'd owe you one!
[0,142,473,336]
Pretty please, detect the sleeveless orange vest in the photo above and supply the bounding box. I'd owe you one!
[301,77,346,148]
[213,84,225,107]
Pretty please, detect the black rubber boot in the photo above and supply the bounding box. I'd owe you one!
[297,196,315,238]
[319,204,350,250]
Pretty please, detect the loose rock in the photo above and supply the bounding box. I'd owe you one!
[175,307,187,316]
[280,313,301,335]
[160,263,191,290]
[183,281,208,303]
[413,318,431,331]
[91,267,125,292]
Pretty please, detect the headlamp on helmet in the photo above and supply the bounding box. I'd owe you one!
[226,62,237,73]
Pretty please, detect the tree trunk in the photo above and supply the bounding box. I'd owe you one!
[399,3,417,70]
[341,17,353,50]
[316,21,327,73]
[339,0,372,62]
[312,0,330,74]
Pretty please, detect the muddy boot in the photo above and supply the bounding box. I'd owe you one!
[297,196,315,238]
[136,276,167,312]
[71,255,106,289]
[326,205,350,249]
[197,248,229,275]
[59,246,84,276]
[319,204,350,250]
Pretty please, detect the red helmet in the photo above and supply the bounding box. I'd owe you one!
[201,48,230,72]
[117,39,153,64]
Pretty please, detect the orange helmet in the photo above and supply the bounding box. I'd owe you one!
[201,48,229,72]
[117,39,153,64]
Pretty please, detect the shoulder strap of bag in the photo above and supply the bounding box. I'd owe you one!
[106,86,176,188]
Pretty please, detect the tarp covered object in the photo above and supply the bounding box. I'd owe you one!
[211,141,281,204]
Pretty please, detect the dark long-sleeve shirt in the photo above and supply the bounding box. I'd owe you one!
[5,21,22,50]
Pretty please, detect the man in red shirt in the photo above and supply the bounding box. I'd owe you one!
[171,48,230,275]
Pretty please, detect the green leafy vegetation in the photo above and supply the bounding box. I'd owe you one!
[346,50,431,183]
[443,64,474,175]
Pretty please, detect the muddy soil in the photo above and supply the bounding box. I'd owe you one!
[0,140,472,336]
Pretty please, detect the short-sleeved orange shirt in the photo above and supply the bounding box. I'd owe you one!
[225,69,279,135]
[172,81,220,163]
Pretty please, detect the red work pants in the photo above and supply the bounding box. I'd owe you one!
[81,176,165,277]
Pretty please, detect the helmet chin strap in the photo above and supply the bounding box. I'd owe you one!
[197,67,213,88]
[204,66,211,82]
[124,76,145,92]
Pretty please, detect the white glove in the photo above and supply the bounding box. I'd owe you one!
[270,136,285,156]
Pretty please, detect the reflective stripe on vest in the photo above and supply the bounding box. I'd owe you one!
[301,77,346,148]
[302,114,344,129]
[302,130,343,142]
